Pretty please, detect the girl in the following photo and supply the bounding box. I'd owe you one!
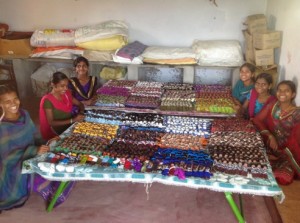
[253,80,300,185]
[232,63,256,108]
[68,56,100,114]
[242,73,276,119]
[39,71,85,141]
[0,84,49,212]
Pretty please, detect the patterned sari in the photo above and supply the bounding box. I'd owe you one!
[253,101,300,185]
[0,109,38,210]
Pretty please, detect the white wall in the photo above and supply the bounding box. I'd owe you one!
[0,0,266,47]
[266,0,300,105]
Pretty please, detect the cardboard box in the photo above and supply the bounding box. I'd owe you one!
[255,64,278,88]
[0,31,33,57]
[244,14,267,34]
[253,30,282,49]
[243,30,253,50]
[254,48,274,66]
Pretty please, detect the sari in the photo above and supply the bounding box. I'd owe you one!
[252,101,300,185]
[0,109,38,210]
[247,89,276,118]
[39,90,73,141]
[68,76,97,114]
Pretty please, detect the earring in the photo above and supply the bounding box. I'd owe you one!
[0,106,5,122]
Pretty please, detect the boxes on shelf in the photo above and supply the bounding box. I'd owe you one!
[243,30,253,50]
[253,30,282,49]
[255,64,278,88]
[0,31,33,57]
[244,14,267,34]
[254,48,274,66]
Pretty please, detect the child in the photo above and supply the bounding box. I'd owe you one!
[0,84,49,212]
[242,73,276,119]
[232,63,256,109]
[39,72,85,141]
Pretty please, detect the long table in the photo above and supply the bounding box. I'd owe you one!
[23,151,284,223]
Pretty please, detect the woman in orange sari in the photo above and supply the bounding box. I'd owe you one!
[253,80,300,185]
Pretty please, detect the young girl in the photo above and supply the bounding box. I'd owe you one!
[232,63,256,108]
[0,84,49,212]
[242,73,276,119]
[68,56,100,114]
[253,80,300,185]
[39,71,85,141]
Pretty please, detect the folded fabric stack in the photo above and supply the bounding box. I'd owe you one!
[113,41,147,64]
[30,29,83,59]
[142,46,197,65]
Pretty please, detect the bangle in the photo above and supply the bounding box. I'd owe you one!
[260,130,270,135]
[70,118,73,124]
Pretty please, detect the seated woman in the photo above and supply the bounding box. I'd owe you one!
[252,80,300,185]
[39,71,85,141]
[0,84,49,212]
[242,73,276,119]
[68,56,100,114]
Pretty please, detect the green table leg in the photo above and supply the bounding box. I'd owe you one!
[224,192,245,223]
[238,194,244,218]
[46,181,69,212]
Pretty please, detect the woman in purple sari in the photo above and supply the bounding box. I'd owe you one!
[68,56,100,114]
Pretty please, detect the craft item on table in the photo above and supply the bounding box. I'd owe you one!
[130,81,163,98]
[195,85,236,114]
[211,117,256,133]
[163,115,211,137]
[208,131,268,178]
[104,80,137,89]
[95,94,128,107]
[125,95,161,109]
[160,90,195,111]
[84,109,124,125]
[116,128,165,146]
[162,83,194,91]
[159,133,207,150]
[122,113,164,128]
[96,86,130,97]
[72,122,118,140]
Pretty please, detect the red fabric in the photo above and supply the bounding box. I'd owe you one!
[39,90,73,141]
[248,89,276,118]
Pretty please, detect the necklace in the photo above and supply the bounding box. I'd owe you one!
[279,104,294,120]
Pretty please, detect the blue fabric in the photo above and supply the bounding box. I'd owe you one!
[232,80,254,104]
[246,92,264,115]
[0,109,38,210]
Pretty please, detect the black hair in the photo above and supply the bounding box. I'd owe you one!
[51,72,68,85]
[240,62,256,73]
[0,84,17,97]
[73,56,89,68]
[255,73,273,85]
[277,80,297,94]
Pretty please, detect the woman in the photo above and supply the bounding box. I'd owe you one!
[68,56,99,114]
[252,80,300,185]
[0,84,49,212]
[39,71,85,141]
[232,62,256,108]
[242,73,276,119]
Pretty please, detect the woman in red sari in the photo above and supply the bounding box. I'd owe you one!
[39,71,85,141]
[252,80,300,185]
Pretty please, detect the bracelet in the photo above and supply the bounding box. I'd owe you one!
[260,129,270,134]
[70,118,73,124]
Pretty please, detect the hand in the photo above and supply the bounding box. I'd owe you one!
[37,145,50,155]
[74,114,85,122]
[268,134,279,151]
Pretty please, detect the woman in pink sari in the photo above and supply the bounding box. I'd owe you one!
[39,71,85,141]
[253,80,300,185]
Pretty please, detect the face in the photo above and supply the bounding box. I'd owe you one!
[276,83,296,103]
[75,61,89,77]
[52,79,69,95]
[240,66,254,82]
[0,91,20,116]
[255,78,270,94]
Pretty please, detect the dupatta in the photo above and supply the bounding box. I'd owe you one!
[39,90,73,141]
[248,89,276,118]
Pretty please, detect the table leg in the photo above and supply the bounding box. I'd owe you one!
[46,181,69,212]
[224,192,245,223]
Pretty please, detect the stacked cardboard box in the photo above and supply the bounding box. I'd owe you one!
[243,14,282,86]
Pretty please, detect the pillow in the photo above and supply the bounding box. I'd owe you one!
[192,40,243,66]
[142,47,196,60]
[76,35,127,51]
